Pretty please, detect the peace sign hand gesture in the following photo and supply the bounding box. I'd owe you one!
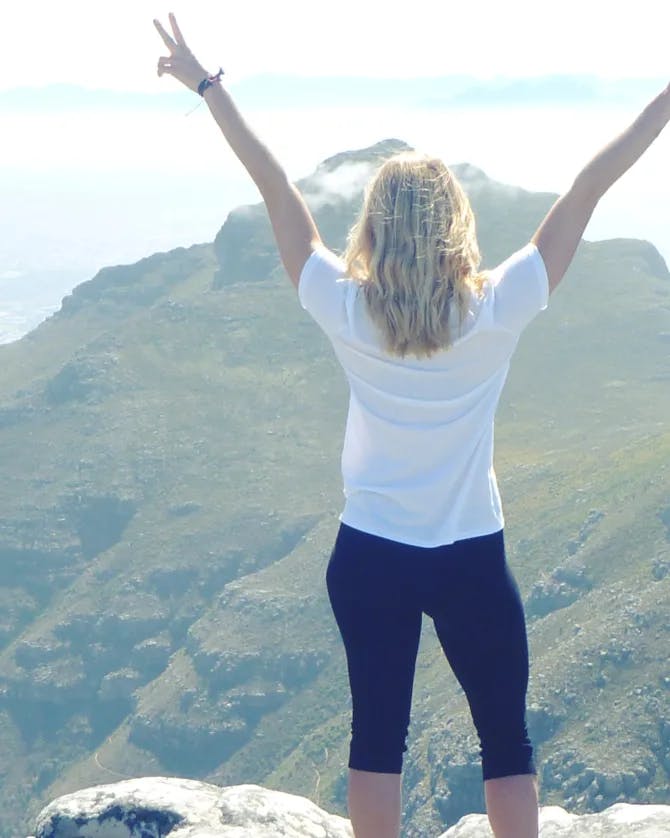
[154,12,209,93]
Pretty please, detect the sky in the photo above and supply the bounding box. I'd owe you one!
[4,0,670,91]
[2,1,669,343]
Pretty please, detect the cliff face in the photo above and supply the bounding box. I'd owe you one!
[0,140,669,838]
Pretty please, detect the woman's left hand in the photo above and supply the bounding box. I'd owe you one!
[154,12,209,93]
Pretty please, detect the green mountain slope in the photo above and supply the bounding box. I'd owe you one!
[0,140,668,838]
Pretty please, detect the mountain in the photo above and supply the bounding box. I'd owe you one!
[0,269,90,346]
[0,139,668,838]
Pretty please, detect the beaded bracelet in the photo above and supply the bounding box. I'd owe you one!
[197,68,225,97]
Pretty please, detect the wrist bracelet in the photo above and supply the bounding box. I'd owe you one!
[197,68,225,97]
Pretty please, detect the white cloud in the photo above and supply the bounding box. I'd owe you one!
[302,161,378,210]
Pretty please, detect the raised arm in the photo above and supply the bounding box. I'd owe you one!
[154,13,322,288]
[532,82,670,294]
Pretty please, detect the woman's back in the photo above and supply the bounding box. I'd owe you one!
[299,241,548,547]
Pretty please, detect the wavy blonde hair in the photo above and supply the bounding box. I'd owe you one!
[343,151,485,357]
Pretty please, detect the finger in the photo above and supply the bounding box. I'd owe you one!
[169,12,188,48]
[153,18,177,52]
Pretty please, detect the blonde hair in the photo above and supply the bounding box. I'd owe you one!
[342,151,485,358]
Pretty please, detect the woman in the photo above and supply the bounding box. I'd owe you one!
[155,15,669,838]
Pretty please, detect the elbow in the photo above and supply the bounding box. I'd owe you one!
[571,169,603,210]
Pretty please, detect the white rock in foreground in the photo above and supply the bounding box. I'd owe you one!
[31,776,670,837]
[440,802,670,837]
[33,777,353,838]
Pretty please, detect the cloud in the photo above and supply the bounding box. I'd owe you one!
[302,161,377,211]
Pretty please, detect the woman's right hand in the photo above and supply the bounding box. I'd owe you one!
[154,12,210,94]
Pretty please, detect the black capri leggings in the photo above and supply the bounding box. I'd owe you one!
[326,523,535,780]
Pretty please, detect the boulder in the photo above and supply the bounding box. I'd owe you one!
[439,802,670,837]
[33,777,353,837]
[31,777,670,837]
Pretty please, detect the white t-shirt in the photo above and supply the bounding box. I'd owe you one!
[299,243,549,547]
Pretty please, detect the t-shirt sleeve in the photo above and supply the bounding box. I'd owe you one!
[490,242,549,334]
[298,245,350,335]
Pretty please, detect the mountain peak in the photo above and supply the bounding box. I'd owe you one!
[317,138,413,173]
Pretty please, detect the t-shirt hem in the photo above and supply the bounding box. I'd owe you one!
[339,509,505,549]
[526,242,550,311]
[297,247,324,311]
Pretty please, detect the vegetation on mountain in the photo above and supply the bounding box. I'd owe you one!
[0,140,668,838]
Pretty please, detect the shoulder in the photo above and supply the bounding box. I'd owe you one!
[298,246,353,335]
[299,246,347,292]
[488,243,549,334]
[489,243,547,286]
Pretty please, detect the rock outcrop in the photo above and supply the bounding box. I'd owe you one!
[31,777,670,837]
[32,778,353,837]
[440,803,670,836]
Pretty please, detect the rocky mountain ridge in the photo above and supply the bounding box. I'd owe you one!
[0,139,668,837]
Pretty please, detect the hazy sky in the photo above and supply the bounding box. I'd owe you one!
[2,0,669,340]
[5,0,670,91]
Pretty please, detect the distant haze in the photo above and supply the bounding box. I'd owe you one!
[1,76,669,343]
